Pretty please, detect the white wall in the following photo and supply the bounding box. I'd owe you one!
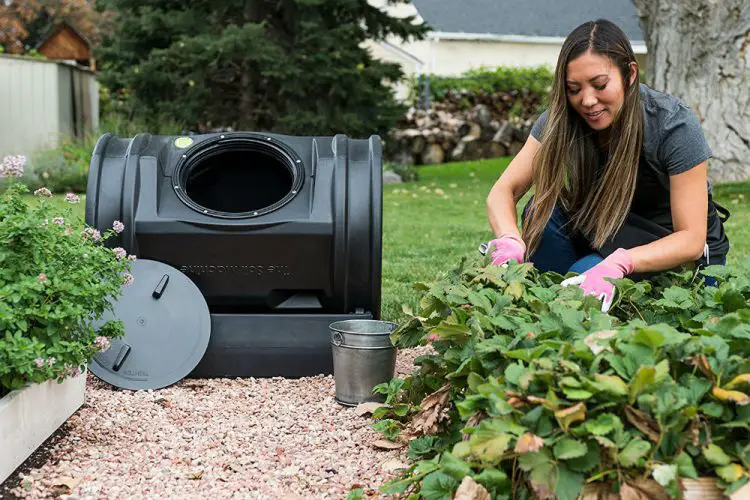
[0,55,61,160]
[0,55,99,162]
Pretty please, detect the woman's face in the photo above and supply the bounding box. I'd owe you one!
[565,50,635,131]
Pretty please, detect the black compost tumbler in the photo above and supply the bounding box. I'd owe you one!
[85,131,383,380]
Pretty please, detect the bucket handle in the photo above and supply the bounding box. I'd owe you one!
[332,331,344,346]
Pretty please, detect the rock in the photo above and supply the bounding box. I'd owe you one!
[421,144,445,165]
[383,170,403,184]
[492,121,514,148]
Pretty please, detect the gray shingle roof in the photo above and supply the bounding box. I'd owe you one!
[411,0,645,42]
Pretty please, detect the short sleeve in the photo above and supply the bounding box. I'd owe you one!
[658,104,712,176]
[530,110,549,141]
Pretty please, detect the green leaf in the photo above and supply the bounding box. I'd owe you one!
[719,289,746,313]
[703,444,732,466]
[504,345,549,362]
[592,374,628,397]
[652,464,677,486]
[565,441,601,473]
[628,366,656,404]
[518,451,552,472]
[553,439,588,460]
[429,322,472,343]
[700,402,725,418]
[505,363,525,386]
[618,438,651,467]
[584,413,617,436]
[473,468,510,493]
[675,452,698,479]
[439,452,471,480]
[555,466,585,500]
[562,388,593,400]
[420,471,459,500]
[469,425,513,461]
[716,464,744,483]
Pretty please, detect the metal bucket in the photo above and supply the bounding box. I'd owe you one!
[330,319,398,406]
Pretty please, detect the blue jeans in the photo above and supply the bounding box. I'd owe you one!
[523,204,603,274]
[523,204,725,285]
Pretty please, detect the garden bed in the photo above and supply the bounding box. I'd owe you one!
[2,347,432,498]
[0,373,86,485]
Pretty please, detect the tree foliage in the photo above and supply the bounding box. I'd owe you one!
[95,0,428,137]
[0,0,103,54]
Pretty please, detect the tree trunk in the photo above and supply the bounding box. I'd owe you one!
[632,0,750,182]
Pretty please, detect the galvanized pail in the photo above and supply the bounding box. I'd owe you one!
[329,319,398,406]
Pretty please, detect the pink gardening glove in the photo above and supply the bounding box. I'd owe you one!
[561,248,634,312]
[487,234,526,266]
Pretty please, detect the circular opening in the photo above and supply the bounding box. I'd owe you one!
[178,141,300,217]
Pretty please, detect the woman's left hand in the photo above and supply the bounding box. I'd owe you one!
[561,248,634,312]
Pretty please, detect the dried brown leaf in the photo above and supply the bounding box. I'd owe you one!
[454,476,491,500]
[555,402,586,432]
[712,387,750,405]
[624,405,660,442]
[625,479,670,500]
[380,458,408,472]
[514,432,545,454]
[462,411,487,441]
[355,402,386,416]
[53,476,81,490]
[406,383,452,436]
[688,355,715,382]
[371,439,405,450]
[187,470,204,480]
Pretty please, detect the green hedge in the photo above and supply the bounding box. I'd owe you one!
[409,65,555,104]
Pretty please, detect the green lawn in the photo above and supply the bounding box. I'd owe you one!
[21,158,750,323]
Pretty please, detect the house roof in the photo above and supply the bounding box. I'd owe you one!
[411,0,645,43]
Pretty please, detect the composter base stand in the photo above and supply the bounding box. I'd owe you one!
[189,312,373,378]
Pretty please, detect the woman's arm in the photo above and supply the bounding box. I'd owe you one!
[626,162,709,272]
[486,135,539,237]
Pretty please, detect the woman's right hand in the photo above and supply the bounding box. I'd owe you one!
[487,234,526,265]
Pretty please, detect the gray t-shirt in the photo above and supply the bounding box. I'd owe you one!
[529,83,729,258]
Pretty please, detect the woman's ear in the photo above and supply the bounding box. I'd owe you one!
[628,61,638,87]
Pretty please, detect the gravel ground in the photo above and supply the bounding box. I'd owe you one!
[5,346,434,499]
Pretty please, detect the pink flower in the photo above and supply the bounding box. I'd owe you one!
[427,333,439,342]
[127,255,137,261]
[34,187,52,197]
[35,358,45,368]
[113,247,127,260]
[64,193,80,204]
[82,227,101,241]
[53,217,64,225]
[123,273,134,286]
[65,365,83,377]
[0,155,25,178]
[113,220,125,233]
[94,336,111,352]
[37,273,48,283]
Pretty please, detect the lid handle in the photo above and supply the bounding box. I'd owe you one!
[152,274,170,299]
[112,344,132,372]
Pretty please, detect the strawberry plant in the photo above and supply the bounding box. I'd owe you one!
[371,255,750,499]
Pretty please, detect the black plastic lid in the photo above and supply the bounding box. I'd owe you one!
[89,259,211,390]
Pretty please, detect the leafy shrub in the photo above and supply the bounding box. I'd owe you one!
[0,155,131,396]
[385,162,420,183]
[372,255,750,498]
[410,66,554,106]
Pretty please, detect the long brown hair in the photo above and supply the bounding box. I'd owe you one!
[522,19,643,256]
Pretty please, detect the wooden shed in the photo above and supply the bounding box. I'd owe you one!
[37,22,95,70]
